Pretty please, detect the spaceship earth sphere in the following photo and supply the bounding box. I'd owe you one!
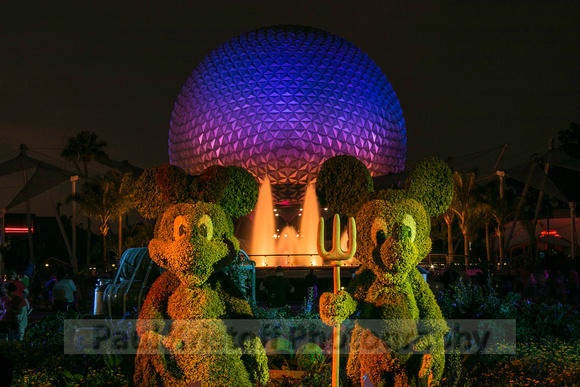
[169,25,406,201]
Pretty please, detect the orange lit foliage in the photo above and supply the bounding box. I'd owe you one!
[133,170,266,386]
[318,157,453,386]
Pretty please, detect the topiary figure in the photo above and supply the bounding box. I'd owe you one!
[319,157,453,387]
[134,202,268,386]
[132,164,264,386]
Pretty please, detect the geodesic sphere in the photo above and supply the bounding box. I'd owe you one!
[169,25,406,190]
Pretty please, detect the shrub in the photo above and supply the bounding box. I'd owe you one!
[436,282,580,342]
[461,338,580,386]
[4,311,136,387]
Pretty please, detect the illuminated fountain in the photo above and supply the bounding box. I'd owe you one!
[250,180,324,267]
[249,178,361,267]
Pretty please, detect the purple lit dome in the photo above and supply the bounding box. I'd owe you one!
[169,25,406,202]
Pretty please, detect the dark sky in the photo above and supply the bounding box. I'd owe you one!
[1,1,579,215]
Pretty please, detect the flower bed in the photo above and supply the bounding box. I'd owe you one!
[4,284,580,386]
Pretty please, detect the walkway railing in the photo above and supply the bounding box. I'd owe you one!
[247,253,360,267]
[419,254,483,270]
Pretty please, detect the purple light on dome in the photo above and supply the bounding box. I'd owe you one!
[169,25,406,195]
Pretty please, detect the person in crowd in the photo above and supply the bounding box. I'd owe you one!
[44,274,58,308]
[555,269,567,304]
[72,268,88,311]
[523,270,537,301]
[533,268,547,303]
[52,270,78,312]
[259,266,295,308]
[6,270,28,336]
[0,281,23,336]
[545,270,559,305]
[304,269,318,300]
[20,263,34,309]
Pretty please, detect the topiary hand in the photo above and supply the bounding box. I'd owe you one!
[319,290,357,326]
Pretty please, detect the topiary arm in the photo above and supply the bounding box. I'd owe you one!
[409,269,446,328]
[136,270,181,337]
[346,268,375,304]
[213,272,254,319]
[212,273,269,385]
[241,335,269,386]
[409,268,448,384]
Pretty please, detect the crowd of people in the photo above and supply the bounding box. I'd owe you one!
[2,259,578,339]
[505,267,579,305]
[0,265,91,338]
[439,263,580,306]
[0,267,32,337]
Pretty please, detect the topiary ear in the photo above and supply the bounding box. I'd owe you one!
[198,165,230,204]
[156,164,195,204]
[405,157,453,218]
[315,155,374,217]
[219,166,259,218]
[198,165,259,218]
[133,166,167,219]
[134,165,199,220]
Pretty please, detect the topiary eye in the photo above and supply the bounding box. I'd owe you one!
[197,214,213,241]
[371,217,388,247]
[199,223,208,238]
[173,215,187,241]
[376,230,387,245]
[395,214,416,242]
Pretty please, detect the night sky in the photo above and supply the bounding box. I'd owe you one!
[1,1,579,215]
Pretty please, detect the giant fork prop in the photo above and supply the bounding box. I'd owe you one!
[317,214,356,387]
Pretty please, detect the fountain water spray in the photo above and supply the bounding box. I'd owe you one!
[250,179,323,266]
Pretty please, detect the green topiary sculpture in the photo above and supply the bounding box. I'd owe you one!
[319,157,453,387]
[133,164,266,387]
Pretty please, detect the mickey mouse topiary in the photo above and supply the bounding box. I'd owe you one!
[133,164,267,386]
[318,156,453,387]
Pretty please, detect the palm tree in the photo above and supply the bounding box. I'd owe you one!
[71,169,133,268]
[61,131,108,177]
[122,222,154,249]
[442,207,455,266]
[449,172,486,263]
[480,182,518,267]
[61,131,109,268]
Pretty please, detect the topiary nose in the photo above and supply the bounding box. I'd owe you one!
[393,223,413,241]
